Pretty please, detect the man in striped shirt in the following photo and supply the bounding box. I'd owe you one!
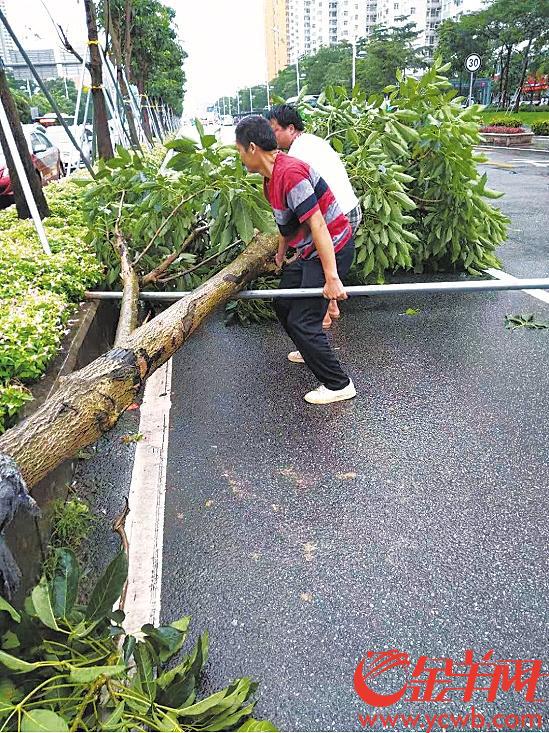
[235,115,356,405]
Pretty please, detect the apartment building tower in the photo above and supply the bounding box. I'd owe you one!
[271,0,484,68]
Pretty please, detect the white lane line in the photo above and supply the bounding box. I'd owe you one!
[123,359,172,633]
[486,268,549,306]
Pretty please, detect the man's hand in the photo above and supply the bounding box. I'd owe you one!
[274,251,285,268]
[323,275,348,301]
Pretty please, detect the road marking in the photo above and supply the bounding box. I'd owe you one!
[486,268,549,306]
[123,359,172,633]
[476,145,549,154]
[510,159,549,168]
[482,161,516,169]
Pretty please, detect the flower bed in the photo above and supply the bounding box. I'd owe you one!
[0,181,103,432]
[480,125,526,134]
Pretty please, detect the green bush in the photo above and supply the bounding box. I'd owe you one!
[303,60,508,282]
[486,114,523,127]
[0,181,102,434]
[531,120,549,136]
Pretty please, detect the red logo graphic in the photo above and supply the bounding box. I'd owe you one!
[354,649,548,707]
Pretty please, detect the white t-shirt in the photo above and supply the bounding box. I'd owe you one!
[288,132,359,215]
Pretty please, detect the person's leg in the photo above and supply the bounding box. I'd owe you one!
[286,242,355,391]
[273,258,303,335]
[323,234,357,327]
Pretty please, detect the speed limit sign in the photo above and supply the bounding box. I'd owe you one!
[465,54,481,73]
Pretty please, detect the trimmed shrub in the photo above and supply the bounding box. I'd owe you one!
[0,180,103,433]
[531,120,549,136]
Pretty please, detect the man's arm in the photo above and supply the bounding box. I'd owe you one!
[275,233,288,268]
[308,210,347,301]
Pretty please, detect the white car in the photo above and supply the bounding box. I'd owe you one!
[44,125,93,171]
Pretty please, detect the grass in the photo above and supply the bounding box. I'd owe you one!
[480,110,549,126]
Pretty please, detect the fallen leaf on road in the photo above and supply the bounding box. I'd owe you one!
[337,471,357,480]
[300,592,313,602]
[205,499,213,508]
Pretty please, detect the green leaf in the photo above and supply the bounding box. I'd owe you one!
[21,710,69,732]
[68,664,126,683]
[31,577,58,631]
[122,634,136,665]
[332,137,344,153]
[233,197,254,244]
[51,548,79,619]
[101,701,125,730]
[0,650,41,672]
[134,641,156,701]
[238,719,278,731]
[0,596,20,623]
[85,550,128,621]
[142,624,187,663]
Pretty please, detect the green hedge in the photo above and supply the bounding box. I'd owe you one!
[531,120,549,136]
[0,181,103,433]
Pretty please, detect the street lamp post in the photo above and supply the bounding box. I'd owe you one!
[296,54,300,96]
[266,79,270,108]
[237,90,241,115]
[249,87,253,112]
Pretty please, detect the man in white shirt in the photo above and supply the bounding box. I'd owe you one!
[266,104,362,328]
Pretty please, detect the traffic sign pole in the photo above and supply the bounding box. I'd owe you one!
[465,54,482,107]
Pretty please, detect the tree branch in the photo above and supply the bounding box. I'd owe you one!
[157,239,243,284]
[132,189,209,267]
[140,225,209,286]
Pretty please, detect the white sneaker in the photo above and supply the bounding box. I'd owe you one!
[288,351,305,363]
[304,380,356,404]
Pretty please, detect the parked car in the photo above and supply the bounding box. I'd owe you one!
[44,124,93,171]
[222,114,234,126]
[0,125,62,203]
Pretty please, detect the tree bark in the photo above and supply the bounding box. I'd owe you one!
[124,0,133,73]
[106,5,140,148]
[512,38,533,114]
[0,66,49,219]
[501,45,513,109]
[0,234,277,489]
[84,0,114,160]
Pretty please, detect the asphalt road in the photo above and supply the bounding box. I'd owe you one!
[159,146,549,730]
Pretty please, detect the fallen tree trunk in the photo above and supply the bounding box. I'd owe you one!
[0,234,277,489]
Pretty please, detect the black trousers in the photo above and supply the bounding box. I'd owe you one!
[274,240,355,391]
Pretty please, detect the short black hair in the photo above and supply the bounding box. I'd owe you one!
[265,104,305,131]
[235,115,277,151]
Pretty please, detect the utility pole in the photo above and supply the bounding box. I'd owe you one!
[249,87,253,112]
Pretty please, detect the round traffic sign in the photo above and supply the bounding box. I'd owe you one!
[465,54,481,73]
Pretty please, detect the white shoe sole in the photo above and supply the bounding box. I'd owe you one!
[304,384,357,405]
[288,351,305,363]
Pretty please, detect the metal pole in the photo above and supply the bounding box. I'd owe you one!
[236,90,240,115]
[0,9,95,177]
[85,278,549,302]
[249,87,253,112]
[266,79,270,108]
[228,95,232,115]
[296,54,300,95]
[69,50,88,174]
[468,71,474,107]
[352,38,356,89]
[0,95,51,255]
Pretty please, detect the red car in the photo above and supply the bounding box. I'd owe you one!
[0,125,62,202]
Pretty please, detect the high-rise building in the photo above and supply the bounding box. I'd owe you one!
[265,0,288,80]
[0,0,16,64]
[276,0,484,68]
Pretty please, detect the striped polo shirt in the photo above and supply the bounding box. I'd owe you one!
[263,151,351,260]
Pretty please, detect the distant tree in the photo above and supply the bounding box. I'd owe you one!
[355,21,428,94]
